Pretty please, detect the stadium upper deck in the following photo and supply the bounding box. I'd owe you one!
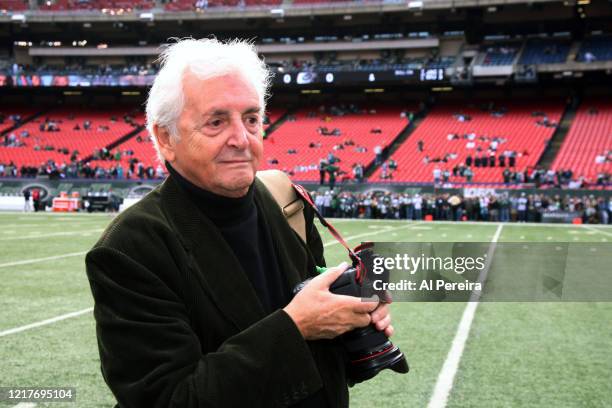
[0,0,605,23]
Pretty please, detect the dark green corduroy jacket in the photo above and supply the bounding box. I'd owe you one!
[85,175,349,408]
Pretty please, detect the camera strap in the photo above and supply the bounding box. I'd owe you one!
[292,184,366,282]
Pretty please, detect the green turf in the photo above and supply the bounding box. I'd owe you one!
[0,213,611,407]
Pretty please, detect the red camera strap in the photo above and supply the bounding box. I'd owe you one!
[292,184,366,282]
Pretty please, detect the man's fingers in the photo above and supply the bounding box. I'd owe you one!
[352,312,372,329]
[352,297,379,313]
[370,303,389,323]
[312,262,349,288]
[384,324,395,337]
[374,314,391,331]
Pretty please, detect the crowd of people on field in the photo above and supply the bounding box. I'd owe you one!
[311,190,612,224]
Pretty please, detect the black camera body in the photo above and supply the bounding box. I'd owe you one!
[293,248,409,385]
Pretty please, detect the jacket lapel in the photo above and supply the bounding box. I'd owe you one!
[159,176,266,332]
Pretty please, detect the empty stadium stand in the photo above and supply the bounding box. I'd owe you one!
[259,106,410,182]
[0,108,143,171]
[163,0,197,11]
[577,36,612,62]
[264,108,285,130]
[87,128,158,173]
[481,45,520,66]
[551,99,612,182]
[164,0,280,10]
[372,101,564,183]
[292,0,349,4]
[519,39,570,65]
[0,108,38,133]
[39,0,153,11]
[0,0,27,11]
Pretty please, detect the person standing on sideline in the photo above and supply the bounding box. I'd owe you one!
[23,189,31,212]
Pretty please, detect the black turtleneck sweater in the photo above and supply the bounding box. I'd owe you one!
[166,163,290,313]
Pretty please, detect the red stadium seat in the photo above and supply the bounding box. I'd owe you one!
[0,108,144,170]
[259,106,411,182]
[551,99,612,183]
[372,101,564,183]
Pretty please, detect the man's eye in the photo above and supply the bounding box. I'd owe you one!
[207,119,223,128]
[246,116,259,125]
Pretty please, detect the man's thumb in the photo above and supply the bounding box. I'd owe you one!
[314,262,350,288]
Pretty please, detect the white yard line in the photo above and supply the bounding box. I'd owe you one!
[12,403,37,408]
[0,229,103,241]
[427,223,504,408]
[323,224,415,247]
[0,252,87,269]
[0,307,93,338]
[583,225,612,237]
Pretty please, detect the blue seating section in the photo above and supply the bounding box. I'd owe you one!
[577,36,612,62]
[519,40,570,65]
[426,57,455,69]
[481,45,519,66]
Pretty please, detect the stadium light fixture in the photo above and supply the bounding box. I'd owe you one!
[270,8,284,17]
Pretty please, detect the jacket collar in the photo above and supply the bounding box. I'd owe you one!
[158,175,309,332]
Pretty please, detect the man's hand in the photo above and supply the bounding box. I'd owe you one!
[370,302,394,338]
[283,262,379,341]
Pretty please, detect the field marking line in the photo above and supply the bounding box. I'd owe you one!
[323,224,415,247]
[1,221,107,229]
[427,223,504,408]
[0,307,93,338]
[0,229,103,241]
[0,211,111,217]
[583,226,612,238]
[12,403,37,408]
[0,252,87,269]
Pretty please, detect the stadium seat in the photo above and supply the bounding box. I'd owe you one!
[0,108,144,170]
[372,101,564,183]
[519,40,570,65]
[259,106,411,182]
[0,0,27,11]
[551,99,612,183]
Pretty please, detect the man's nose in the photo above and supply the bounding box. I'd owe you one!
[227,118,249,149]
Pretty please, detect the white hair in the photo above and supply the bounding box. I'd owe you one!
[145,38,272,162]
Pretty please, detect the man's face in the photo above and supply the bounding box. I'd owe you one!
[165,71,263,197]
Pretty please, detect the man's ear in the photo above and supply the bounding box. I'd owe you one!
[153,124,176,163]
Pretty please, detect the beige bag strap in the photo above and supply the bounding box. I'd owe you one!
[256,169,307,243]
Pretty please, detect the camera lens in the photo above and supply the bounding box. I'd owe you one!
[342,325,409,385]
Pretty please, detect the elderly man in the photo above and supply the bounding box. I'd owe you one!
[85,38,392,408]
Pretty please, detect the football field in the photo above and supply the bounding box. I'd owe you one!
[1,212,611,407]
